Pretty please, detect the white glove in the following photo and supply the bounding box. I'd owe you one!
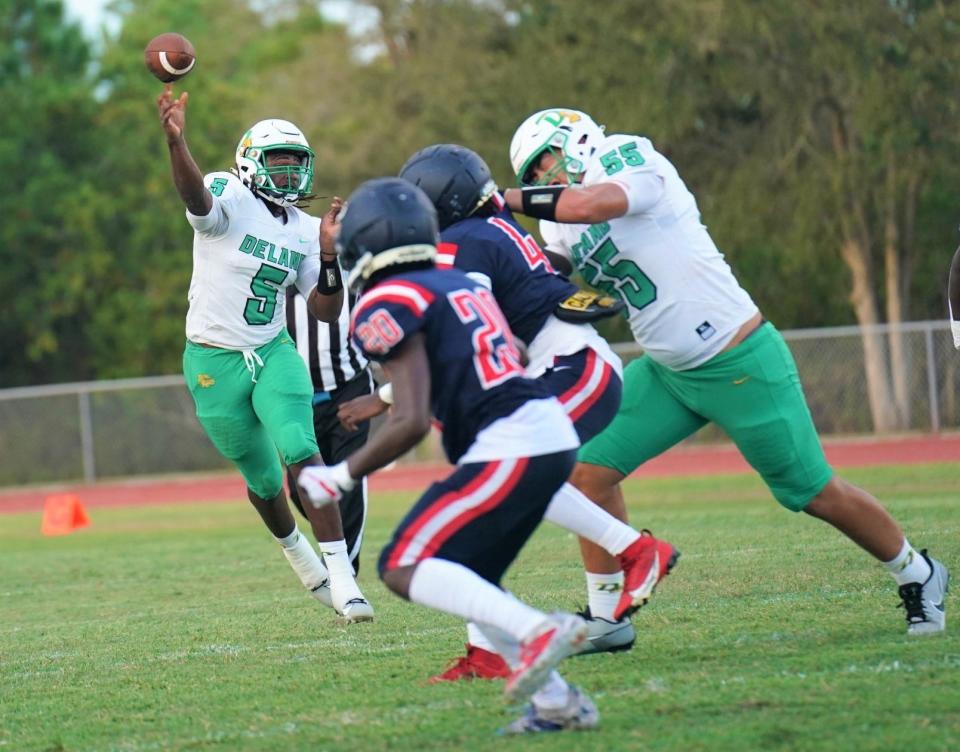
[297,462,357,508]
[951,302,960,350]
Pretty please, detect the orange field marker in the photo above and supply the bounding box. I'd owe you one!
[41,494,91,536]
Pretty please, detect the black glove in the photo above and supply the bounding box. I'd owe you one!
[555,290,624,323]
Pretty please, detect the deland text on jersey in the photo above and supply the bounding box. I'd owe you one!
[238,233,307,271]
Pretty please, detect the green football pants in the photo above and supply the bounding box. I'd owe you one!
[183,332,319,499]
[578,323,833,511]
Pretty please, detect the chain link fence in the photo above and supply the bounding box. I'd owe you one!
[1,321,955,487]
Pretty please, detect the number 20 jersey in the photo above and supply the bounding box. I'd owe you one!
[350,268,566,464]
[540,134,758,371]
[184,172,322,349]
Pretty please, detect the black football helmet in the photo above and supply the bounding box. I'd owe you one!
[398,144,498,230]
[337,177,440,292]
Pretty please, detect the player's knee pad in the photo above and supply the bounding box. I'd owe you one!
[201,415,254,462]
[236,460,284,501]
[273,422,319,467]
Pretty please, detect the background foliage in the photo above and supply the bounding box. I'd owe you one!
[3,0,959,387]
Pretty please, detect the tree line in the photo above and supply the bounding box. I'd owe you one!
[3,0,959,429]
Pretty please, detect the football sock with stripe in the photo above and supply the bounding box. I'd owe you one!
[586,571,625,621]
[884,538,931,586]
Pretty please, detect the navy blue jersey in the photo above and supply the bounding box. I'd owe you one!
[350,268,550,463]
[437,204,577,345]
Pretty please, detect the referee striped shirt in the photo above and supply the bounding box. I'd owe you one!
[286,288,369,392]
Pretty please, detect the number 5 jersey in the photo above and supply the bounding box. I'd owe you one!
[539,134,758,371]
[184,172,322,349]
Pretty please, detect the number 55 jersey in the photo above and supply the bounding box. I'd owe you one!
[184,171,322,349]
[539,134,758,371]
[350,267,579,464]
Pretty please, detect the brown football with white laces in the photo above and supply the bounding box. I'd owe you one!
[144,33,196,83]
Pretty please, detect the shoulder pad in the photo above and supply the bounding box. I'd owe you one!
[292,209,322,241]
[204,171,247,202]
[586,134,657,183]
[539,220,566,248]
[351,280,434,359]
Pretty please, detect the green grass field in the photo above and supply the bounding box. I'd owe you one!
[2,464,958,751]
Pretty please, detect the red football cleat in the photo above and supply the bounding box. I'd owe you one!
[505,614,587,703]
[614,531,680,621]
[428,643,510,683]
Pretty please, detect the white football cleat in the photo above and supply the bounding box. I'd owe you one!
[338,597,374,623]
[899,550,948,636]
[330,580,374,623]
[308,581,333,609]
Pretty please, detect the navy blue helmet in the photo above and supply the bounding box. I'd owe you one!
[337,177,440,291]
[399,144,497,230]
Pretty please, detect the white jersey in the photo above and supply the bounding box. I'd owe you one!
[184,172,322,349]
[458,398,580,464]
[526,314,622,380]
[540,134,758,370]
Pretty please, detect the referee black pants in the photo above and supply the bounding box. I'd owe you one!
[287,370,376,575]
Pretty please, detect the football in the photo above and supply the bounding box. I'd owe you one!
[144,33,196,83]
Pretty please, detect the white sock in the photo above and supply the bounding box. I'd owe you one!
[474,623,520,668]
[318,539,355,585]
[532,671,571,710]
[275,526,329,591]
[466,622,498,652]
[544,483,640,555]
[586,571,625,621]
[884,538,931,585]
[275,527,299,548]
[408,558,546,641]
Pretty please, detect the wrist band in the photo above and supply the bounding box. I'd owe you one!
[520,186,566,221]
[378,383,394,405]
[317,257,343,295]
